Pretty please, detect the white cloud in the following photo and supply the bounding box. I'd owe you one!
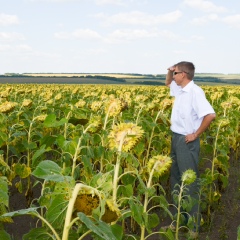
[183,0,227,13]
[190,35,205,41]
[54,29,102,40]
[0,32,25,41]
[72,29,102,40]
[0,44,11,52]
[0,44,31,52]
[222,14,240,28]
[191,14,219,25]
[159,30,178,40]
[96,10,182,26]
[15,44,32,51]
[54,32,70,39]
[94,0,125,6]
[0,13,20,26]
[173,50,187,55]
[27,0,83,2]
[106,28,158,43]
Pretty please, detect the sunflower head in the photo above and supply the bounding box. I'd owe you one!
[74,194,100,216]
[159,98,173,111]
[147,155,172,177]
[181,169,196,185]
[90,101,102,112]
[54,93,62,100]
[22,99,32,107]
[0,101,17,113]
[101,199,121,223]
[34,114,48,122]
[86,115,103,133]
[75,99,86,108]
[108,122,144,152]
[104,98,127,117]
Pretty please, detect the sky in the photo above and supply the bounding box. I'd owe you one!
[1,0,240,75]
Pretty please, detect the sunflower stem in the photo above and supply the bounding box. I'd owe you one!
[140,162,156,240]
[112,132,127,204]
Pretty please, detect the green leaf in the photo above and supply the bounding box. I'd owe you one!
[110,224,123,240]
[0,230,11,240]
[22,140,37,150]
[129,200,144,226]
[44,114,67,128]
[56,136,77,155]
[40,135,57,148]
[121,173,136,185]
[77,212,118,240]
[238,225,240,240]
[23,227,52,240]
[118,184,133,198]
[146,212,159,229]
[46,194,68,229]
[32,160,68,182]
[13,163,31,178]
[0,190,9,207]
[32,145,47,167]
[0,207,39,218]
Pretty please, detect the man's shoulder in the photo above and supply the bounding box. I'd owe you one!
[191,82,205,94]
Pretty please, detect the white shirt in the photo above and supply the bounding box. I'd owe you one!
[170,80,215,135]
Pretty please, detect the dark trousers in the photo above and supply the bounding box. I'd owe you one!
[170,132,201,229]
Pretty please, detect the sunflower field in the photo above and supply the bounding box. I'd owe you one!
[0,84,239,240]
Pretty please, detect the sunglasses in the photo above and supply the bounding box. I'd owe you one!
[173,71,189,75]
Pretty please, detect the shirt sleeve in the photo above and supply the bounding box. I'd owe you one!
[192,87,215,118]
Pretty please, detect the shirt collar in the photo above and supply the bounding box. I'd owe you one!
[181,80,194,92]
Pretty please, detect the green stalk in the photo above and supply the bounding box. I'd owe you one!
[175,183,184,240]
[112,132,127,204]
[62,183,99,240]
[146,110,163,162]
[71,123,95,177]
[208,122,221,218]
[135,106,143,125]
[35,214,61,240]
[62,183,82,240]
[140,162,156,240]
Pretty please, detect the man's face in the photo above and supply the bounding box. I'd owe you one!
[173,67,184,86]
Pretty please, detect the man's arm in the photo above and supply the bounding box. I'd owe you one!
[194,113,216,137]
[185,113,216,143]
[165,66,175,87]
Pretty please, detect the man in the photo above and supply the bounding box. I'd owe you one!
[165,61,216,236]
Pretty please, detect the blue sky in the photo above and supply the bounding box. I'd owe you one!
[1,0,240,74]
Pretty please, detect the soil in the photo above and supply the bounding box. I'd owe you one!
[3,153,240,240]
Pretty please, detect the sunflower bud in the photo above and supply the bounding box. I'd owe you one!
[147,155,172,177]
[181,169,196,185]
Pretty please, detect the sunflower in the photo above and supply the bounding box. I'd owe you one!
[34,114,48,122]
[147,155,172,177]
[74,194,100,216]
[159,98,173,111]
[0,101,17,113]
[108,122,144,152]
[55,93,62,100]
[101,199,121,223]
[90,101,102,112]
[86,115,103,133]
[181,169,196,185]
[22,99,32,107]
[75,99,86,108]
[104,98,127,117]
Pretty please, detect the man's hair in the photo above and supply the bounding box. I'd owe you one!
[176,61,195,80]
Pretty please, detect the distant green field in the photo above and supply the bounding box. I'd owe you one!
[1,73,240,85]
